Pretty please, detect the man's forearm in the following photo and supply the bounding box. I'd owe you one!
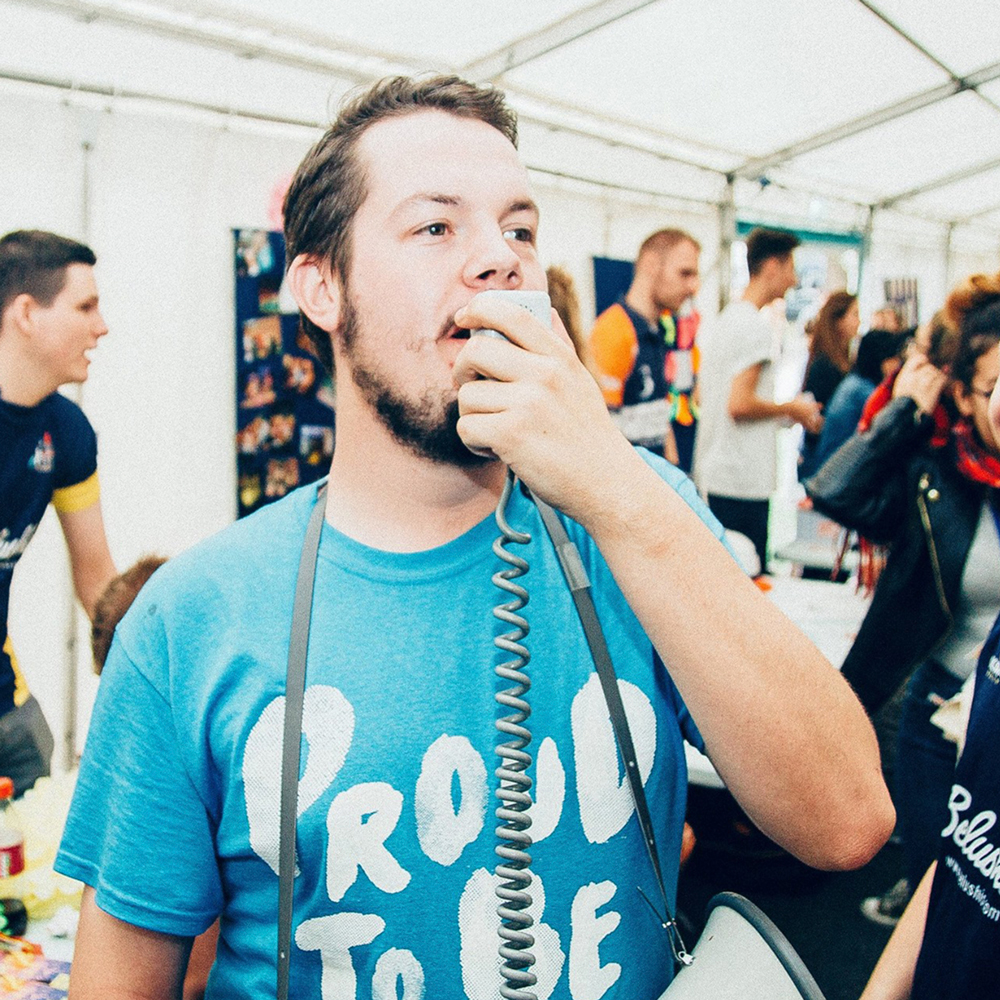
[577,447,895,869]
[70,888,191,1000]
[729,394,790,422]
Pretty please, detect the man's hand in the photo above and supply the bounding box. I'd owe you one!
[452,292,635,522]
[454,292,894,873]
[785,392,824,435]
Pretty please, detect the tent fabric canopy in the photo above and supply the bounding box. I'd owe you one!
[3,0,1000,252]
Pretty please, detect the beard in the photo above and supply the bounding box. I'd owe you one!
[339,291,491,469]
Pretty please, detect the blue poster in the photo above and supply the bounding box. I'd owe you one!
[234,228,335,518]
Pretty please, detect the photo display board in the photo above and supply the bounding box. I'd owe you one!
[234,228,335,518]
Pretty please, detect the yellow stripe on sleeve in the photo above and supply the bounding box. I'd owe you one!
[52,470,101,514]
[4,638,31,707]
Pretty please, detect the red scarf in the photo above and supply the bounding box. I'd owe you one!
[953,419,1000,488]
[851,416,1000,594]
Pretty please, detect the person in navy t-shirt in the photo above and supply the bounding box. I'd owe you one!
[0,230,117,794]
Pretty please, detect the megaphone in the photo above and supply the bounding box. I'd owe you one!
[659,893,827,1000]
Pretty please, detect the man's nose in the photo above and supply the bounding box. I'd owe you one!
[463,230,522,289]
[94,312,109,337]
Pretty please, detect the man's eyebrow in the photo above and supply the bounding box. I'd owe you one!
[396,193,463,212]
[393,195,539,216]
[506,199,539,216]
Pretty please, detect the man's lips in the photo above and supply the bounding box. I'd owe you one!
[440,321,470,341]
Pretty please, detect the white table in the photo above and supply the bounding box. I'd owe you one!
[685,575,871,789]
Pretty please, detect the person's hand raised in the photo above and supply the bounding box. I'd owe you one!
[892,352,948,416]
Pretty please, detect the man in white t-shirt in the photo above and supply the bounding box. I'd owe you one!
[694,228,822,574]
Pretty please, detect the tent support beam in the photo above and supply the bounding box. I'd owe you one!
[10,0,425,81]
[527,165,716,211]
[734,61,1000,181]
[944,222,957,292]
[2,60,996,241]
[718,178,736,311]
[858,206,876,310]
[461,0,663,80]
[735,0,1000,180]
[878,155,1000,210]
[951,200,1000,226]
[853,0,1000,116]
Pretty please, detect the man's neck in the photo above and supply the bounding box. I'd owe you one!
[0,344,57,407]
[322,406,505,553]
[741,277,775,311]
[623,286,661,328]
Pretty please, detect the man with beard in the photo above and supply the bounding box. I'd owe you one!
[589,230,701,468]
[58,76,892,1000]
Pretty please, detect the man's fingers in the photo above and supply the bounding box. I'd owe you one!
[454,294,556,352]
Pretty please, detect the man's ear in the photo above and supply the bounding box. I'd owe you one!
[286,255,342,332]
[3,293,36,336]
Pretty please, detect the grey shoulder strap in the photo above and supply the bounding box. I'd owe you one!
[529,490,691,966]
[277,485,328,1000]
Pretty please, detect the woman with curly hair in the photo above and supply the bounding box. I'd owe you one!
[808,270,1000,934]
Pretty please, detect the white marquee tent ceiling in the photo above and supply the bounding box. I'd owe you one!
[3,0,1000,249]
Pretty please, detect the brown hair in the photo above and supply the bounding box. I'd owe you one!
[283,75,519,375]
[0,230,96,319]
[805,290,856,381]
[946,270,1000,391]
[91,556,167,673]
[745,228,800,277]
[545,265,585,356]
[921,309,961,371]
[637,228,700,261]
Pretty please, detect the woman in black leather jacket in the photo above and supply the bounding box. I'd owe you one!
[806,273,1000,909]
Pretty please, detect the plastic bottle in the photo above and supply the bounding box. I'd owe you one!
[0,776,28,936]
[0,777,24,881]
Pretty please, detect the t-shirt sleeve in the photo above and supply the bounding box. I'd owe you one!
[633,447,736,751]
[729,309,773,376]
[51,395,99,491]
[636,446,729,551]
[55,636,223,937]
[589,306,638,407]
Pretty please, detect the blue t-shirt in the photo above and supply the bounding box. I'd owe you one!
[57,458,723,1000]
[912,610,1000,999]
[0,392,98,714]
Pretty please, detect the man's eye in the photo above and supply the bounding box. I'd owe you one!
[420,222,449,237]
[504,227,534,243]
